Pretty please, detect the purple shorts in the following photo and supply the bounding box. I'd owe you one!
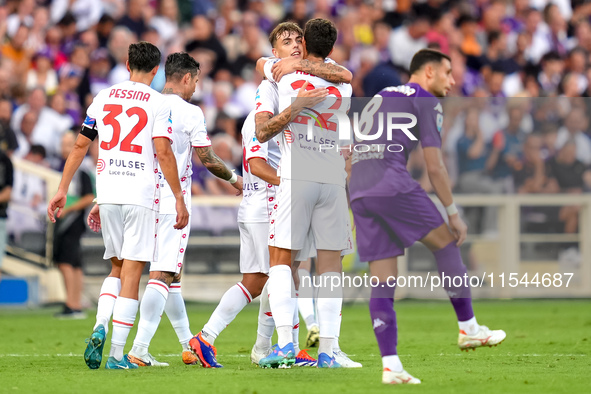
[351,186,445,262]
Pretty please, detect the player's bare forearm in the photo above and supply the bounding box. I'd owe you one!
[195,146,233,181]
[154,138,183,198]
[58,135,92,192]
[0,186,11,203]
[423,147,454,207]
[296,59,352,83]
[250,158,280,186]
[255,110,293,143]
[256,57,274,76]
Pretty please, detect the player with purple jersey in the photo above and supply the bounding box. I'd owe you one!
[349,49,506,385]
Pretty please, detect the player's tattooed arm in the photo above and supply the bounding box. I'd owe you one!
[194,146,234,181]
[272,58,353,83]
[255,81,328,143]
[255,110,291,143]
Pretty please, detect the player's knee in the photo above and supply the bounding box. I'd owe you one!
[149,271,175,286]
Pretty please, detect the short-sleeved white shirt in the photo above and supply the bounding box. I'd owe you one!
[238,80,281,223]
[85,80,171,210]
[158,94,211,215]
[263,59,352,187]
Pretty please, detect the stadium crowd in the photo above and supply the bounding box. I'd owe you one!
[1,0,591,231]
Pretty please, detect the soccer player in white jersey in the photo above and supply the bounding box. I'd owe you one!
[84,52,242,368]
[48,42,189,370]
[255,19,353,368]
[189,22,353,369]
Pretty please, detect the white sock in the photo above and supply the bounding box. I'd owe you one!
[165,283,193,350]
[268,265,296,348]
[109,297,139,361]
[95,277,121,334]
[333,336,340,353]
[202,282,251,345]
[298,269,317,329]
[293,293,300,354]
[317,272,342,356]
[255,280,274,351]
[383,355,403,372]
[459,316,479,336]
[333,308,342,352]
[131,280,169,356]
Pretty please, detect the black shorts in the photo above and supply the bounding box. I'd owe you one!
[53,215,86,268]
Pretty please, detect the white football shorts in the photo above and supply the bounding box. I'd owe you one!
[239,221,270,274]
[100,204,158,262]
[269,179,349,252]
[150,213,189,274]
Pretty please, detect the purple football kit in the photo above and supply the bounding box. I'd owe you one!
[349,83,445,262]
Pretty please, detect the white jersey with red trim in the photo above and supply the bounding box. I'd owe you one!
[158,94,211,215]
[263,59,352,187]
[85,80,171,210]
[238,80,281,223]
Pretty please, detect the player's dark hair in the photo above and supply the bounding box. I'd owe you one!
[303,18,337,59]
[409,49,451,75]
[165,52,200,81]
[29,144,46,158]
[128,41,161,73]
[268,22,303,47]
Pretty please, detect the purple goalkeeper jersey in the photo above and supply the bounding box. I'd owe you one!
[349,83,443,201]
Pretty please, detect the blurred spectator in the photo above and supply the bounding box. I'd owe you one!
[50,0,102,32]
[388,13,428,71]
[0,148,13,283]
[57,64,83,125]
[513,134,550,193]
[538,52,565,96]
[2,23,33,82]
[53,131,94,319]
[362,47,402,97]
[555,108,591,165]
[11,144,47,216]
[11,88,72,166]
[543,3,568,58]
[456,108,501,194]
[150,0,180,46]
[187,15,228,74]
[283,0,310,29]
[546,140,589,233]
[13,111,38,159]
[487,105,527,190]
[107,26,134,85]
[5,0,34,37]
[26,48,59,95]
[117,0,148,39]
[0,99,18,155]
[458,14,481,57]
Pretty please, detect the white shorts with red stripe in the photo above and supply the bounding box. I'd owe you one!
[100,204,158,262]
[268,179,349,252]
[150,213,189,274]
[239,221,270,274]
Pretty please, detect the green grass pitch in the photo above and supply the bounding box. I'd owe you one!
[0,299,589,394]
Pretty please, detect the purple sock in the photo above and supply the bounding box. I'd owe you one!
[369,284,397,356]
[433,241,474,321]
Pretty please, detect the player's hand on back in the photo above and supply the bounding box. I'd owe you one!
[232,175,243,196]
[174,198,190,230]
[448,214,467,247]
[272,57,299,82]
[87,204,101,233]
[295,81,328,110]
[47,190,67,223]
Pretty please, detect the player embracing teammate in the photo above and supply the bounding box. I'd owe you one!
[255,18,353,369]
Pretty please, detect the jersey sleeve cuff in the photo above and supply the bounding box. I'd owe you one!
[153,136,173,143]
[246,156,268,162]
